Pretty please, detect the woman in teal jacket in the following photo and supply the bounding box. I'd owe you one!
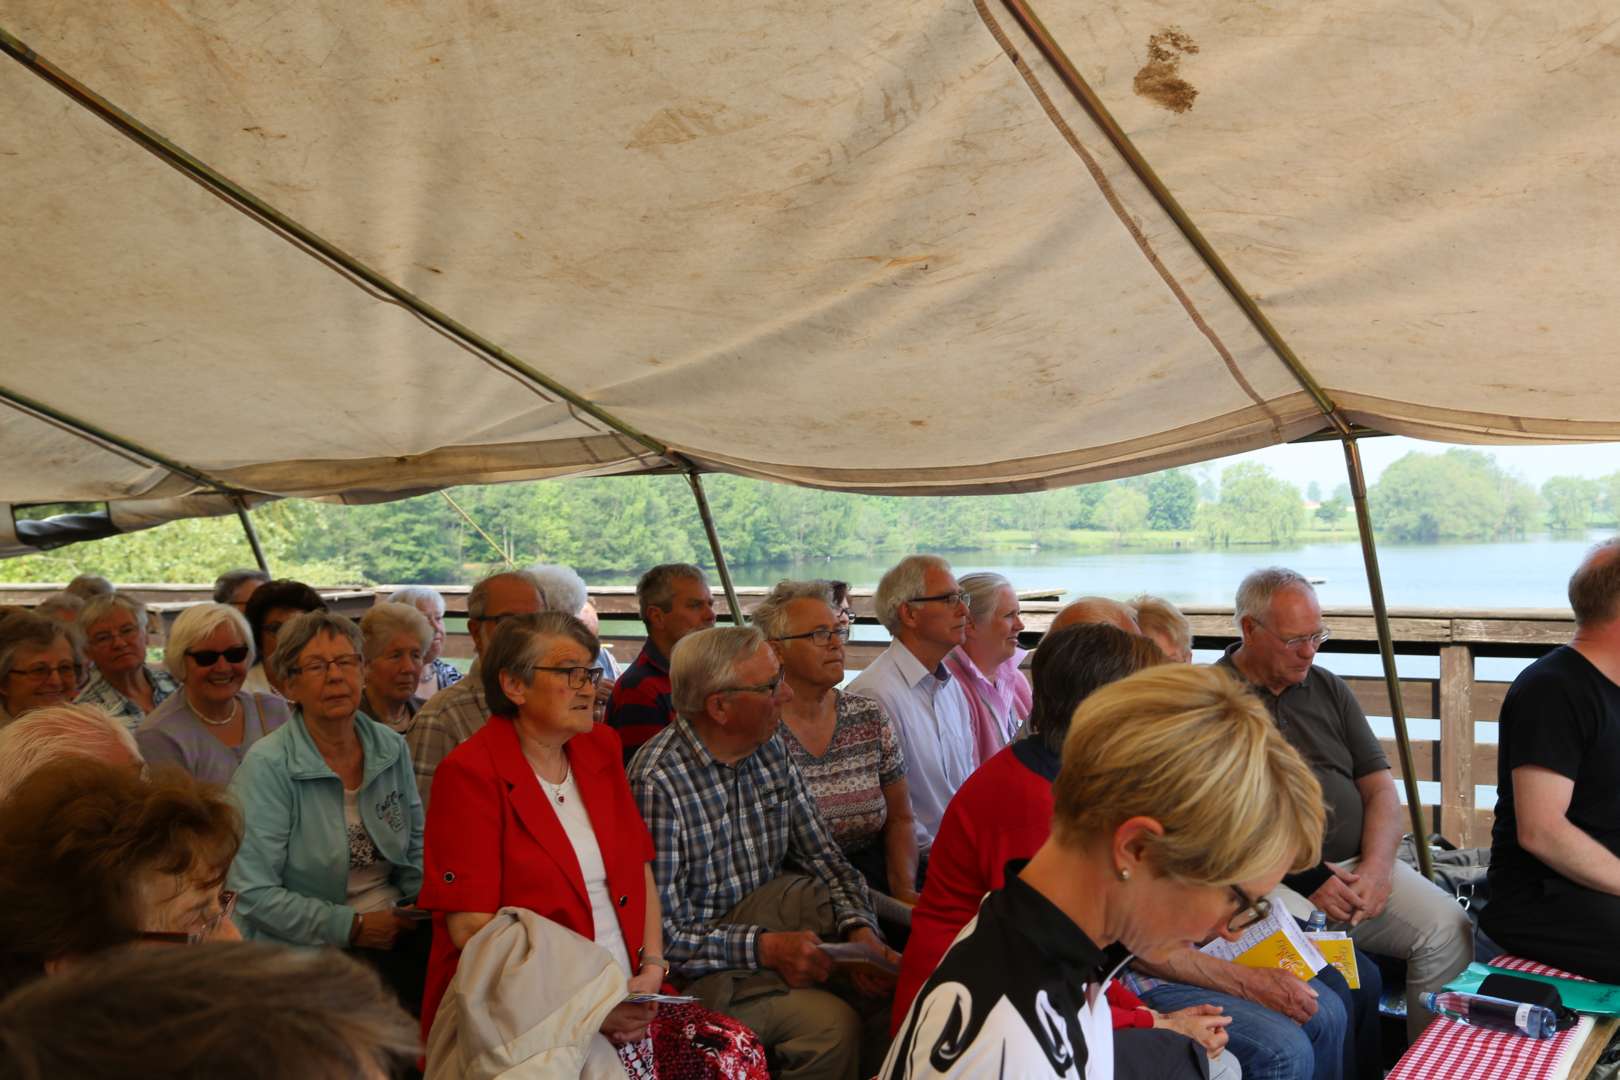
[228,611,426,1012]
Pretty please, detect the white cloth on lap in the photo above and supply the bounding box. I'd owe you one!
[424,906,629,1080]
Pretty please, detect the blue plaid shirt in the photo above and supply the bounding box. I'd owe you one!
[629,717,876,980]
[75,664,178,731]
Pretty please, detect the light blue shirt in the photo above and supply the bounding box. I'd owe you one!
[846,641,974,851]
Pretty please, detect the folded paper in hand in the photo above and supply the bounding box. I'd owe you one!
[818,941,899,977]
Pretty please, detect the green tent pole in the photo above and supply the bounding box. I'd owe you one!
[233,499,271,574]
[685,472,745,626]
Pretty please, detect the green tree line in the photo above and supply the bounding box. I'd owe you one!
[3,451,1616,585]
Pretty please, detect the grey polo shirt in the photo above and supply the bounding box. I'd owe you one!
[1218,644,1389,863]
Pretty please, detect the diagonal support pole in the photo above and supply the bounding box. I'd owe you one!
[232,498,270,574]
[685,472,744,626]
[996,0,1433,878]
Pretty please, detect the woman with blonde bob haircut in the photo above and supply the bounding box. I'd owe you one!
[885,665,1325,1080]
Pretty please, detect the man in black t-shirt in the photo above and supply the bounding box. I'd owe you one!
[1482,537,1620,981]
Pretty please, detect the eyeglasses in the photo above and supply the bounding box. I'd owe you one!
[531,665,604,689]
[1227,884,1272,934]
[88,623,142,648]
[378,648,425,666]
[719,672,786,697]
[773,627,851,647]
[140,890,237,945]
[186,645,251,667]
[288,655,362,678]
[908,590,969,608]
[1255,621,1332,651]
[469,612,525,625]
[7,662,81,683]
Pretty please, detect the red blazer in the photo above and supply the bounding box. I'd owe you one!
[418,717,655,1040]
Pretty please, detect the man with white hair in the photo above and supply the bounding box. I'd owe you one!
[1219,566,1471,1040]
[0,703,143,800]
[846,555,974,851]
[1481,537,1620,981]
[406,571,544,807]
[629,626,893,1080]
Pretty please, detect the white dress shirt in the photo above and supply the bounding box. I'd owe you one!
[846,641,975,851]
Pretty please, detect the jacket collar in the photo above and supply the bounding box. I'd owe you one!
[485,716,612,911]
[284,707,400,784]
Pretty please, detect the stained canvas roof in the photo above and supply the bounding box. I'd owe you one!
[2,0,1617,551]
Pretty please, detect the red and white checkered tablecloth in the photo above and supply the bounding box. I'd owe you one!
[1388,957,1598,1080]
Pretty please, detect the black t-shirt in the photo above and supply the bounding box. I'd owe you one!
[1490,645,1620,893]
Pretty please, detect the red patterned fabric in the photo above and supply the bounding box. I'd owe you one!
[617,1002,770,1079]
[1387,956,1597,1080]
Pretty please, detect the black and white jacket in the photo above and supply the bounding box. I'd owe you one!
[883,861,1130,1079]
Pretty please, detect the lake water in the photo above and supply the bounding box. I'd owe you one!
[723,531,1615,610]
[721,531,1617,810]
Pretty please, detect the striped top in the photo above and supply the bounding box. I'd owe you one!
[778,690,908,853]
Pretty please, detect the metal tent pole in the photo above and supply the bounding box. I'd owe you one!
[685,472,745,626]
[994,0,1434,878]
[233,499,271,574]
[1343,439,1433,859]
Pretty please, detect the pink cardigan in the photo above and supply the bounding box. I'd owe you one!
[943,647,1032,767]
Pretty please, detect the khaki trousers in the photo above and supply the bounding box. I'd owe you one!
[684,874,886,1080]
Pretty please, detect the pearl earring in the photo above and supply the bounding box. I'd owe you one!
[1116,867,1131,882]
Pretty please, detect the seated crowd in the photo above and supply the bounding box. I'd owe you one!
[2,540,1617,1079]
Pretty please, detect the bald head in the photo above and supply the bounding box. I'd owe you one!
[1050,597,1140,635]
[1570,538,1620,627]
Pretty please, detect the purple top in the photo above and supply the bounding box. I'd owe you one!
[136,689,292,786]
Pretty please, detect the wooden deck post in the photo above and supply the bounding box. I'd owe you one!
[1438,644,1476,846]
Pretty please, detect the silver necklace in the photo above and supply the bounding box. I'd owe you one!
[537,758,571,804]
[195,696,240,728]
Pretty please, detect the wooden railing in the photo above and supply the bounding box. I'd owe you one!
[4,584,1568,848]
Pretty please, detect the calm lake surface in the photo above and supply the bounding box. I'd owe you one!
[721,531,1615,610]
[715,532,1618,806]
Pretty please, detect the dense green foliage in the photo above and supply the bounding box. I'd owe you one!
[3,454,1615,586]
[1370,449,1543,542]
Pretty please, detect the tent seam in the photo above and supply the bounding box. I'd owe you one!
[970,0,1281,429]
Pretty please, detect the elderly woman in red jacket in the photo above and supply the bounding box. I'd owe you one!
[419,612,764,1078]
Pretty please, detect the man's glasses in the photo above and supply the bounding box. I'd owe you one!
[720,672,786,697]
[140,890,237,945]
[1255,621,1332,651]
[531,665,604,689]
[88,623,142,649]
[469,612,525,625]
[908,590,969,608]
[1227,884,1272,934]
[773,627,851,647]
[7,662,81,683]
[187,645,251,667]
[289,655,362,678]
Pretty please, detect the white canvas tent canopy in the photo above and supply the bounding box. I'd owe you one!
[4,0,1620,870]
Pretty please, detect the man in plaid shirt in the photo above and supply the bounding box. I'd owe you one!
[629,625,899,1080]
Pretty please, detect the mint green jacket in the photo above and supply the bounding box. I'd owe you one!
[227,709,424,947]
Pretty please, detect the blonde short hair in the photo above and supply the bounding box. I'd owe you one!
[164,604,254,681]
[1130,595,1192,659]
[1052,664,1324,886]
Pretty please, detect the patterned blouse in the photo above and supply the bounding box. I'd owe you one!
[778,690,908,854]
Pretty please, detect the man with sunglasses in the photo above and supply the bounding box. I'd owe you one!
[407,570,545,808]
[1221,567,1472,1045]
[847,555,976,854]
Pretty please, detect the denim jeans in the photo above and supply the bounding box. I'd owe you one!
[1140,975,1347,1080]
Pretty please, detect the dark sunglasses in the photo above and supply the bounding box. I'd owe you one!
[186,645,251,667]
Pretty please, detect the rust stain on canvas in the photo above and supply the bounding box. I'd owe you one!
[1134,27,1200,113]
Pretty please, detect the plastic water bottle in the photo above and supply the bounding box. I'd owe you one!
[1423,991,1558,1039]
[1305,909,1327,932]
